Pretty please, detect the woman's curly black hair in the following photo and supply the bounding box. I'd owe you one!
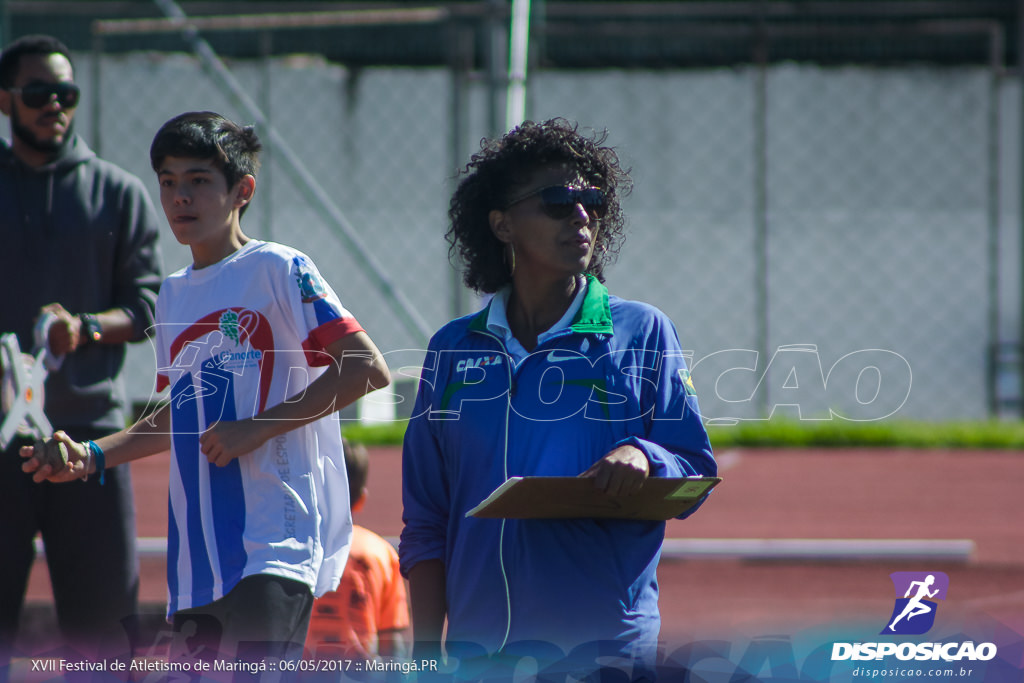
[447,118,632,294]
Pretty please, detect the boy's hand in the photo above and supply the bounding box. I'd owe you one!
[21,431,90,483]
[579,444,650,496]
[199,419,270,467]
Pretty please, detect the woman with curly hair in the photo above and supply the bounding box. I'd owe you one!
[399,119,716,681]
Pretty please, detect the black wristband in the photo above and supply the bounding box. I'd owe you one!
[79,313,102,345]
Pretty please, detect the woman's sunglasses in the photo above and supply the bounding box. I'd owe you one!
[6,82,81,109]
[504,185,608,219]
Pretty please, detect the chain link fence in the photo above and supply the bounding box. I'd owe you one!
[43,5,1019,423]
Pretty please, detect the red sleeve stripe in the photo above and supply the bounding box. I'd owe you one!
[302,317,365,367]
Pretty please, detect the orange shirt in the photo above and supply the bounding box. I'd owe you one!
[306,525,410,658]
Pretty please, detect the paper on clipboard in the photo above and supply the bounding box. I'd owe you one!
[466,476,721,521]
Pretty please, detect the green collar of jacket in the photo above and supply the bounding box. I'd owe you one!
[467,273,613,336]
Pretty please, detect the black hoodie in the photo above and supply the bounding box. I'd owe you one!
[0,134,162,432]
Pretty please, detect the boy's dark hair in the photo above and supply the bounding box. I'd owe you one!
[0,35,74,88]
[150,112,262,213]
[342,438,369,508]
[447,117,632,294]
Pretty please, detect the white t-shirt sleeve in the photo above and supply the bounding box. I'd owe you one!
[285,251,364,367]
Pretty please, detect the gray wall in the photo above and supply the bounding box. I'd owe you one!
[65,53,1016,422]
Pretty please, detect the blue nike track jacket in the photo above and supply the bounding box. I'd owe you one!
[399,276,717,676]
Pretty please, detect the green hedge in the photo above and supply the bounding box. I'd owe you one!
[343,419,1024,450]
[703,419,1024,450]
[341,421,410,447]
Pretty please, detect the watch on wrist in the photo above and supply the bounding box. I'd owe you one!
[79,313,102,345]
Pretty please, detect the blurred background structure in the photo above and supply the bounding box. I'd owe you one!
[1,0,1022,422]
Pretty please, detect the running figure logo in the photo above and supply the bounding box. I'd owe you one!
[881,572,949,635]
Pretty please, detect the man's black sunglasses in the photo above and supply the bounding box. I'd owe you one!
[504,185,608,219]
[6,82,80,109]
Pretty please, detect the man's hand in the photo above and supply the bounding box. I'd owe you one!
[21,430,91,483]
[40,303,82,355]
[579,444,650,496]
[199,419,272,467]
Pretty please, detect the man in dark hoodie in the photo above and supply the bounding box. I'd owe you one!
[0,35,161,674]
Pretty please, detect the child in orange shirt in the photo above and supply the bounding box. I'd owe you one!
[306,439,410,660]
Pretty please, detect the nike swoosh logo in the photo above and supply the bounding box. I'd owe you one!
[547,350,582,363]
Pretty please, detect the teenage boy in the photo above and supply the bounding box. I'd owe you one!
[22,111,391,668]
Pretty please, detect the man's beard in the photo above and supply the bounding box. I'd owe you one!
[10,105,72,155]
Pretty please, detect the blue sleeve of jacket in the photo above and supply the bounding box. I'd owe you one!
[399,341,451,577]
[617,309,717,518]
